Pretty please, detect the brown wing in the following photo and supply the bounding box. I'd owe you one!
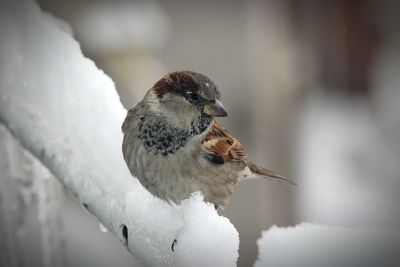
[202,121,296,185]
[202,121,247,165]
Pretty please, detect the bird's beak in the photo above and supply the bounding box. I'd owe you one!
[203,99,228,117]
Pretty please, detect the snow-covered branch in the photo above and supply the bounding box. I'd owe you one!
[0,0,238,266]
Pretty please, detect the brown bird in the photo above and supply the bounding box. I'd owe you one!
[122,71,294,210]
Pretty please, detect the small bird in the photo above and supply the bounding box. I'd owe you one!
[122,71,294,210]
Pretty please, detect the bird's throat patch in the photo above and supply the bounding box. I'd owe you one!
[138,114,212,156]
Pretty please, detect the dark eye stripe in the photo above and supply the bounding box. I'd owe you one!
[182,90,214,106]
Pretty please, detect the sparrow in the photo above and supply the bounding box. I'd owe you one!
[122,71,294,210]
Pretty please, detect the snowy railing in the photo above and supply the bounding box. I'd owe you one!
[0,1,238,266]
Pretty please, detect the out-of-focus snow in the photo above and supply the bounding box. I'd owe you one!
[0,0,238,266]
[74,1,170,53]
[295,94,400,227]
[255,223,400,267]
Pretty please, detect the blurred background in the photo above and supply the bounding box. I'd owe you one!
[1,0,400,266]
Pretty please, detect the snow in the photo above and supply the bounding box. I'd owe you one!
[0,0,239,266]
[295,95,400,227]
[73,1,170,54]
[255,223,400,267]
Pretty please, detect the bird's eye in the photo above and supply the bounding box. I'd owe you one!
[185,91,199,102]
[190,92,198,101]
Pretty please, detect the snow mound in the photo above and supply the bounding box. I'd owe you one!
[255,223,400,267]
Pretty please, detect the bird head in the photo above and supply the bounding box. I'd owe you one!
[146,71,227,129]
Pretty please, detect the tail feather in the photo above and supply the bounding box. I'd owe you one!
[247,161,296,186]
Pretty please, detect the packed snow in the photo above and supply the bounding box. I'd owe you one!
[255,223,400,267]
[0,0,239,266]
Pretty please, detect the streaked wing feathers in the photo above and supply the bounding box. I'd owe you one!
[202,121,247,164]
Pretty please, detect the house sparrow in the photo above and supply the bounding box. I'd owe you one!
[122,71,294,209]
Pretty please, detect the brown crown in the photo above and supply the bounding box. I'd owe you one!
[152,71,198,98]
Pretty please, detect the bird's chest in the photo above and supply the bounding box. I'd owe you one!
[130,115,239,206]
[135,144,239,208]
[132,134,207,203]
